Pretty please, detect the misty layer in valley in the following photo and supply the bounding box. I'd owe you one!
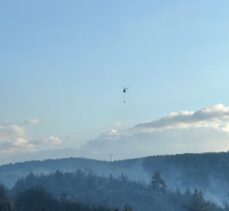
[1,152,229,210]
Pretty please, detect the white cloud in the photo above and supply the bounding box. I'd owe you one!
[12,137,29,147]
[80,104,229,160]
[134,104,229,133]
[0,124,26,141]
[26,117,40,125]
[2,104,229,163]
[0,122,62,156]
[111,129,118,133]
[41,136,63,145]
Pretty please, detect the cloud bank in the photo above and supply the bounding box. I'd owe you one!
[0,119,62,158]
[2,104,229,163]
[134,103,229,132]
[81,104,229,160]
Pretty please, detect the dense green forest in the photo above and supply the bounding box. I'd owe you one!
[1,170,229,211]
[0,184,120,211]
[1,152,229,210]
[2,152,229,189]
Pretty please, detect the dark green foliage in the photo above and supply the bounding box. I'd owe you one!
[123,205,133,211]
[2,152,229,210]
[13,170,150,210]
[11,170,228,211]
[14,186,116,211]
[0,185,12,211]
[184,189,212,211]
[15,186,59,211]
[2,152,229,197]
[150,171,166,197]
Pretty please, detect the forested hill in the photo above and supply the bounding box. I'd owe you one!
[10,170,224,211]
[1,152,229,202]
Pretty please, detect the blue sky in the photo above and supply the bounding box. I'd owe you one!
[1,1,229,162]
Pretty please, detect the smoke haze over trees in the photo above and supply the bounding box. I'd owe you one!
[0,169,228,211]
[1,152,229,210]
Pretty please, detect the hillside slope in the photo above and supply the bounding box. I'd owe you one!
[1,152,229,203]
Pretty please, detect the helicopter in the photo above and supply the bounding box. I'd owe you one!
[122,87,129,103]
[122,87,128,93]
